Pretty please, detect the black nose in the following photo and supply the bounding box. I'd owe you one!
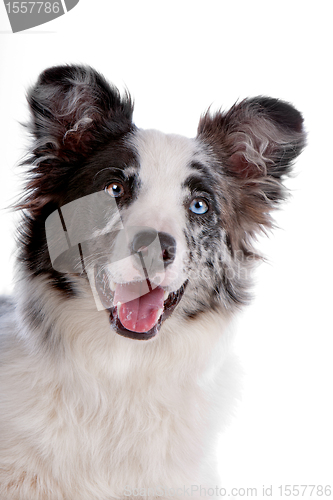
[158,231,177,267]
[131,230,177,268]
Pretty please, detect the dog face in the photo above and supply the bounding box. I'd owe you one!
[18,65,306,340]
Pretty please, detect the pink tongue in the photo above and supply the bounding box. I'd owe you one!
[114,283,165,333]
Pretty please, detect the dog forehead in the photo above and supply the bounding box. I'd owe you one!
[130,129,200,189]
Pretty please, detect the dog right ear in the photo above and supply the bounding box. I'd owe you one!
[27,65,134,162]
[197,97,306,253]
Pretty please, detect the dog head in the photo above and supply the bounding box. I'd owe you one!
[19,65,306,340]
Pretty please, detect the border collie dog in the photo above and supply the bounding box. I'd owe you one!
[0,66,305,499]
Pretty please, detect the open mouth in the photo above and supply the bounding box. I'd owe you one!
[94,266,187,340]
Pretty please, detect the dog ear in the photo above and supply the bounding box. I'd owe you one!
[197,97,306,251]
[198,96,305,189]
[19,66,134,216]
[27,65,134,161]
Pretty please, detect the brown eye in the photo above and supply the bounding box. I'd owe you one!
[105,182,125,198]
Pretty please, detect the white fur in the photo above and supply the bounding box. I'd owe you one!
[0,131,240,500]
[0,279,239,499]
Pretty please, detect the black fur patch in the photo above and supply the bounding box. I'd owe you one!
[17,66,139,296]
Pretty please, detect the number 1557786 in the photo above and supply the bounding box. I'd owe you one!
[5,2,61,14]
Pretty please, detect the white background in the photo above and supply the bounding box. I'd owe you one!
[0,0,332,495]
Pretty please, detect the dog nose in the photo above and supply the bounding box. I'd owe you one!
[158,232,177,267]
[131,230,176,268]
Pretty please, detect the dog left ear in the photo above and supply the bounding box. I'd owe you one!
[27,65,134,162]
[18,66,134,216]
[197,96,306,203]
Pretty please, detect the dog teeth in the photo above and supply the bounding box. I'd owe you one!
[163,290,169,301]
[157,308,164,318]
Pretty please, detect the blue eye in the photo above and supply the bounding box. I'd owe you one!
[189,198,209,215]
[105,182,125,198]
